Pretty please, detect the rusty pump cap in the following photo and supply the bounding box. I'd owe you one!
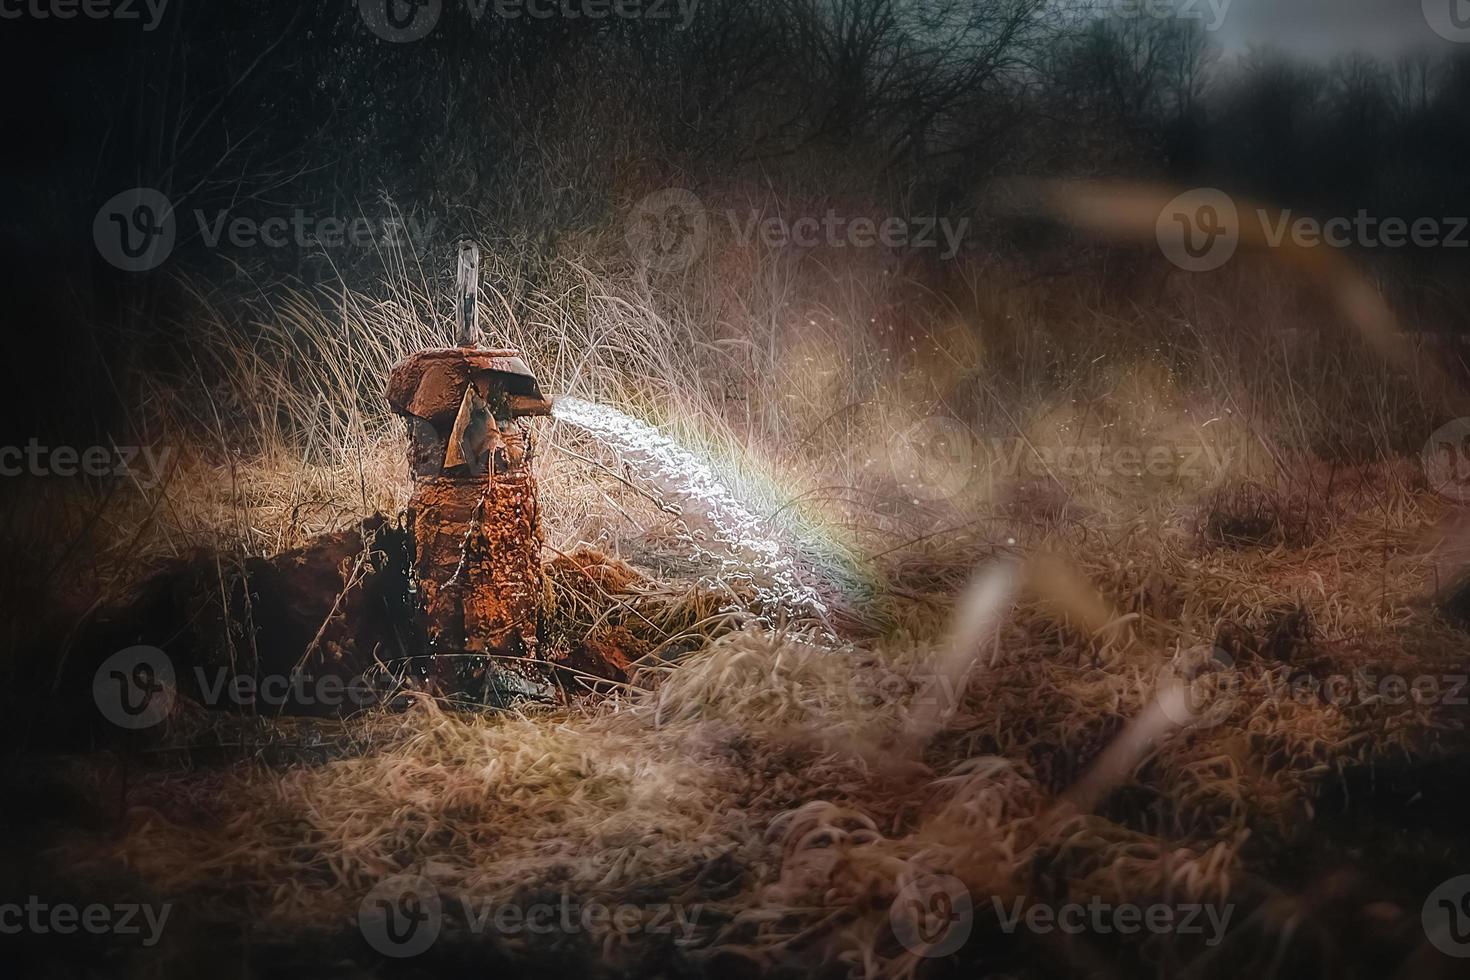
[388,347,552,478]
[387,347,552,423]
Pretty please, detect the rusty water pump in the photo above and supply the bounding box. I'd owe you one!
[386,241,553,702]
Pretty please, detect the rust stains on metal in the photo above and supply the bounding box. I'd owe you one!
[388,345,552,699]
[387,347,552,424]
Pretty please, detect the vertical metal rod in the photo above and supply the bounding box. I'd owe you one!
[455,239,480,348]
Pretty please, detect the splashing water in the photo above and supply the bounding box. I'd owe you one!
[550,396,831,626]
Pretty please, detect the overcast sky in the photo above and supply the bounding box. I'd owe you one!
[1214,0,1467,57]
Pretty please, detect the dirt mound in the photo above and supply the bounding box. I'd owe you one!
[546,546,645,595]
[29,533,680,736]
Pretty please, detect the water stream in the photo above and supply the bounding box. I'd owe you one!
[549,396,831,627]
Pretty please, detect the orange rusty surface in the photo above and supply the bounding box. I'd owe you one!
[408,424,543,658]
[388,347,550,423]
[389,345,549,681]
[551,625,647,683]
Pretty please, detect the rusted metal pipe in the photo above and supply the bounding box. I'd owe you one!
[387,253,552,702]
[455,239,481,347]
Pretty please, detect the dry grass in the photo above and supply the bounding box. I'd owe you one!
[51,484,1467,976]
[16,183,1470,977]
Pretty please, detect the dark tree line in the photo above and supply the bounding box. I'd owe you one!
[4,0,1469,437]
[10,1,1469,280]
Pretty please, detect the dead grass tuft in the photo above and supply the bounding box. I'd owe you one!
[1199,479,1340,550]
